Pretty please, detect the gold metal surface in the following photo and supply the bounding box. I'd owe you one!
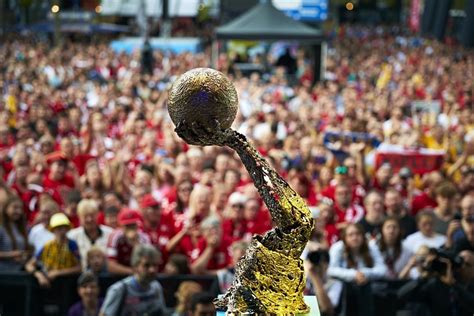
[168,68,314,315]
[168,68,238,129]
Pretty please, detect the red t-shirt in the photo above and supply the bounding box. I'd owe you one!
[106,230,151,266]
[245,210,272,238]
[70,154,96,176]
[179,235,201,262]
[195,235,233,270]
[334,203,365,224]
[142,211,177,265]
[222,218,247,243]
[324,223,340,246]
[411,191,437,215]
[321,182,366,206]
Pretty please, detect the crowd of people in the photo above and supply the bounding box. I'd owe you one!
[0,25,473,316]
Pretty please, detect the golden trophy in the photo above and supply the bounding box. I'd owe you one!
[168,68,314,315]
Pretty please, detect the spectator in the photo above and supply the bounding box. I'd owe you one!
[304,249,343,316]
[370,217,412,279]
[0,195,30,271]
[449,195,474,254]
[64,190,82,228]
[222,192,247,242]
[332,182,365,230]
[68,271,103,316]
[138,194,176,266]
[216,240,249,292]
[163,253,191,275]
[172,281,203,316]
[384,188,417,238]
[328,223,386,316]
[399,245,431,280]
[179,185,213,230]
[404,211,447,254]
[397,248,474,316]
[86,246,108,276]
[371,163,393,194]
[99,244,166,316]
[358,191,385,240]
[243,197,271,238]
[106,208,151,275]
[328,223,387,283]
[68,199,113,269]
[432,181,458,235]
[28,197,59,254]
[411,171,444,215]
[304,200,334,255]
[191,216,232,274]
[102,205,120,229]
[26,213,81,287]
[188,292,215,316]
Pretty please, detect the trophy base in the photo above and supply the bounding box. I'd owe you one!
[216,296,320,316]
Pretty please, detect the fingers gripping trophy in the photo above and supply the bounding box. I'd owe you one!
[168,68,314,315]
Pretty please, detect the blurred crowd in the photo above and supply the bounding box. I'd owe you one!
[0,26,473,316]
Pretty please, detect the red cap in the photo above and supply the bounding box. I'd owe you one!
[140,194,160,209]
[118,208,143,226]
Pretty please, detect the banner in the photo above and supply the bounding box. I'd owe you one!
[409,0,421,32]
[375,145,445,175]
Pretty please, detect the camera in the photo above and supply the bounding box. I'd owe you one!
[307,250,330,266]
[424,248,464,275]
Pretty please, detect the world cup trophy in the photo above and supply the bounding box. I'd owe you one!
[168,68,314,315]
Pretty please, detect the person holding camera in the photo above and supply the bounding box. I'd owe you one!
[304,250,342,316]
[397,248,474,316]
[446,195,474,254]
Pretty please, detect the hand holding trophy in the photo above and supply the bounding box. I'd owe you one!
[168,68,314,315]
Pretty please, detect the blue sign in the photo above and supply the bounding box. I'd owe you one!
[274,0,328,21]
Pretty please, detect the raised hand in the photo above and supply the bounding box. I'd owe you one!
[175,119,233,147]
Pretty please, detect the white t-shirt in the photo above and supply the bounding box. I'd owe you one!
[369,239,413,279]
[67,225,113,269]
[402,231,446,254]
[28,223,54,254]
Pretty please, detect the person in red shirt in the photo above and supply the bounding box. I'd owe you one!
[411,171,444,215]
[42,153,77,206]
[243,198,271,239]
[370,163,393,195]
[321,166,366,206]
[222,192,247,242]
[333,182,365,231]
[106,208,151,275]
[138,194,176,267]
[191,216,232,274]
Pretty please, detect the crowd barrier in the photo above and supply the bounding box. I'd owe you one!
[0,273,431,316]
[0,272,219,316]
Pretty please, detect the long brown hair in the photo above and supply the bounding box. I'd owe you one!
[0,196,28,250]
[342,223,373,268]
[377,217,402,268]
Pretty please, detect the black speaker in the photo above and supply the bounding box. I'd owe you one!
[461,0,474,47]
[421,0,438,36]
[433,0,453,41]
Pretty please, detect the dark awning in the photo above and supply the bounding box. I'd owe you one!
[216,2,322,41]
